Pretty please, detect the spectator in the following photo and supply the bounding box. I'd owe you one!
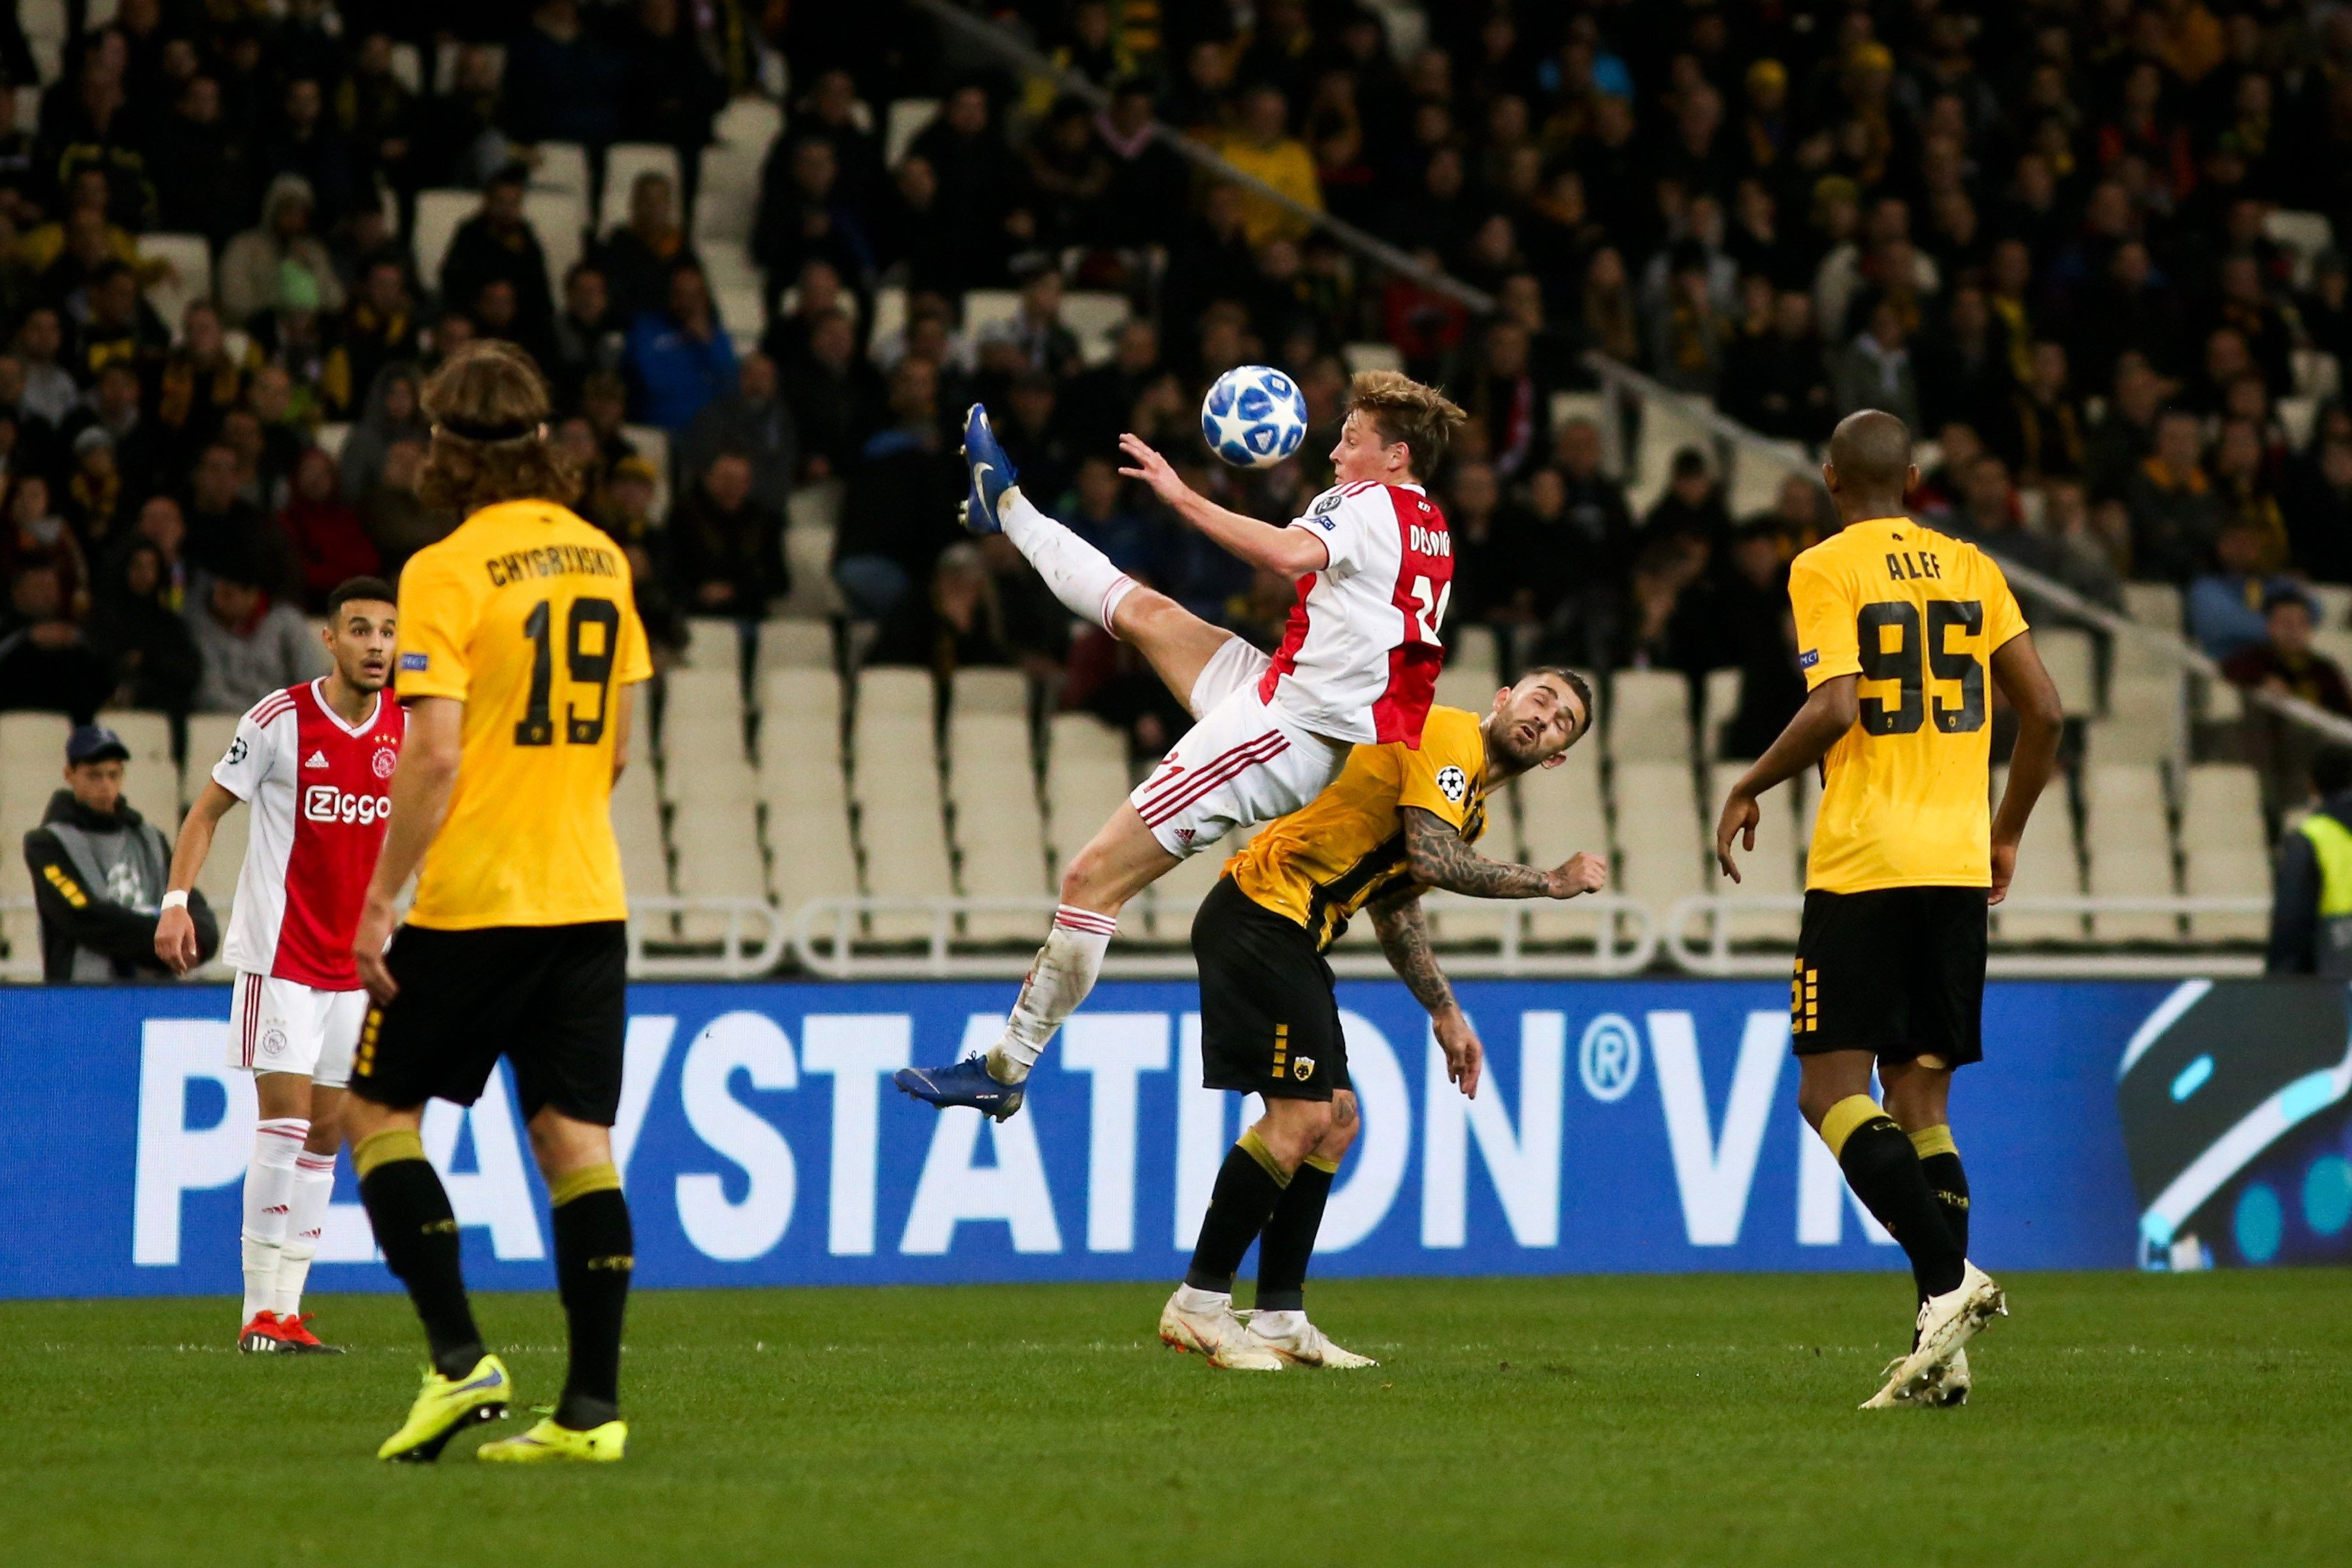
[668,449,785,617]
[150,75,256,248]
[2287,437,2352,586]
[626,261,737,431]
[276,446,376,611]
[617,0,726,189]
[2126,409,2224,583]
[2266,746,2352,976]
[502,0,626,150]
[338,364,429,501]
[903,84,1025,291]
[263,76,353,228]
[976,263,1081,378]
[869,541,1018,679]
[23,723,216,981]
[217,174,344,329]
[92,539,201,715]
[780,308,880,482]
[550,262,627,409]
[2191,514,2298,663]
[357,438,439,577]
[1093,78,1188,250]
[1723,289,1832,442]
[597,170,701,324]
[328,259,420,419]
[833,357,963,620]
[0,563,111,718]
[1993,341,2087,485]
[1644,448,1732,551]
[2223,589,2352,711]
[62,361,161,502]
[62,427,128,551]
[153,303,248,468]
[754,135,873,302]
[15,306,77,425]
[681,353,797,515]
[994,370,1074,510]
[186,561,325,713]
[1689,518,1808,760]
[592,453,687,662]
[1829,299,1921,429]
[3,474,86,617]
[440,165,555,354]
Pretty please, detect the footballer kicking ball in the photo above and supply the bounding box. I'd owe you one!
[1201,365,1309,469]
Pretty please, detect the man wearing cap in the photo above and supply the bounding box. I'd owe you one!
[22,724,216,981]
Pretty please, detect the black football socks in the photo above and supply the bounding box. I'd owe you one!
[548,1164,634,1431]
[355,1129,484,1380]
[1819,1096,1964,1299]
[1182,1131,1291,1294]
[1252,1154,1337,1313]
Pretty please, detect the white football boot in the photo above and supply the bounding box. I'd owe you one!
[1243,1310,1378,1369]
[1158,1288,1284,1371]
[1863,1262,2005,1409]
[1880,1347,1972,1407]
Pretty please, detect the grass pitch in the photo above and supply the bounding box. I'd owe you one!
[7,1271,2347,1568]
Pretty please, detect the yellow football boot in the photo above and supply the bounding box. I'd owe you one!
[478,1416,628,1463]
[375,1354,512,1462]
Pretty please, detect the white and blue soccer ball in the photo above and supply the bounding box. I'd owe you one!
[1201,365,1309,469]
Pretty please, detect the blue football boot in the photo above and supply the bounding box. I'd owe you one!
[893,1055,1026,1121]
[959,402,1017,534]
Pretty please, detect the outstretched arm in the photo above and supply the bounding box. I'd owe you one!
[1715,673,1858,882]
[1402,806,1607,900]
[1370,889,1482,1098]
[1118,433,1331,577]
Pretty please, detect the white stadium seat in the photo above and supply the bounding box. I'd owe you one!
[1990,764,2083,944]
[851,670,952,939]
[98,711,178,828]
[680,617,744,674]
[1610,761,1706,934]
[2083,765,2178,943]
[2036,626,2098,718]
[1434,623,1500,715]
[758,670,859,917]
[2180,764,2269,941]
[413,189,476,287]
[613,698,672,929]
[1606,670,1692,763]
[1062,291,1132,366]
[948,705,1052,938]
[1710,761,1798,942]
[1046,713,1132,881]
[755,618,833,671]
[0,712,70,970]
[531,141,591,198]
[885,99,938,166]
[1516,736,1607,945]
[1702,667,1742,757]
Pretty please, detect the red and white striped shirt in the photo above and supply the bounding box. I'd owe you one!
[1258,480,1453,746]
[212,679,404,989]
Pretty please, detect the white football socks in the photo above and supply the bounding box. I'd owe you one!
[274,1149,337,1318]
[1174,1283,1231,1313]
[240,1118,308,1320]
[1001,487,1139,632]
[986,905,1118,1083]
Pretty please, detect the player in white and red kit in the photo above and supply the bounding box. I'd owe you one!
[897,370,1468,1120]
[156,577,403,1353]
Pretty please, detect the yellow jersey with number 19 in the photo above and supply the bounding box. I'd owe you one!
[392,499,654,930]
[1789,515,2029,894]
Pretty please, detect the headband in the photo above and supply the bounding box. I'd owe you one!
[435,416,543,443]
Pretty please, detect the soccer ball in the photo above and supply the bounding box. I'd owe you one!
[1201,365,1309,469]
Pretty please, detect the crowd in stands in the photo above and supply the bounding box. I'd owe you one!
[10,0,2352,772]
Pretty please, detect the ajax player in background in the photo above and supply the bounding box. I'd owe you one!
[897,368,1468,1121]
[156,576,405,1355]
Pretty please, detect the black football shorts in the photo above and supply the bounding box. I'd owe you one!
[351,921,628,1124]
[1791,887,1987,1067]
[1191,876,1350,1101]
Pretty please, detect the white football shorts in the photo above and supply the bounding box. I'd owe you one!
[1129,636,1350,858]
[227,971,369,1088]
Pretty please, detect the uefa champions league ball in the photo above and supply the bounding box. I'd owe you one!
[1201,365,1309,468]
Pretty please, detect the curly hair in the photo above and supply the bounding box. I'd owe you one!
[1345,369,1470,481]
[416,340,580,514]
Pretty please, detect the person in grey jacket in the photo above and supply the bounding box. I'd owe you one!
[23,725,216,981]
[188,566,327,712]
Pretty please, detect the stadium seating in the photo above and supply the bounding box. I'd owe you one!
[946,670,1052,939]
[757,668,859,923]
[2084,764,2178,943]
[135,234,212,340]
[599,144,684,235]
[1514,732,1607,947]
[848,668,954,942]
[1709,760,1798,943]
[661,670,762,940]
[1605,670,1693,763]
[1610,761,1707,939]
[2179,764,2270,942]
[1990,762,2085,944]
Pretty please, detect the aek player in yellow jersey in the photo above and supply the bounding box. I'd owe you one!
[1714,410,2063,1410]
[344,344,654,1463]
[1163,669,1607,1371]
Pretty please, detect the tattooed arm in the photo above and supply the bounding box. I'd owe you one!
[1402,807,1608,900]
[1370,888,1483,1098]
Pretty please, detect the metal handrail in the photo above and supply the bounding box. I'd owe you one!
[1663,892,2272,979]
[789,891,1659,980]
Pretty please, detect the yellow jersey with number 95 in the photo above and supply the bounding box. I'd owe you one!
[1789,515,2029,894]
[392,499,653,929]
